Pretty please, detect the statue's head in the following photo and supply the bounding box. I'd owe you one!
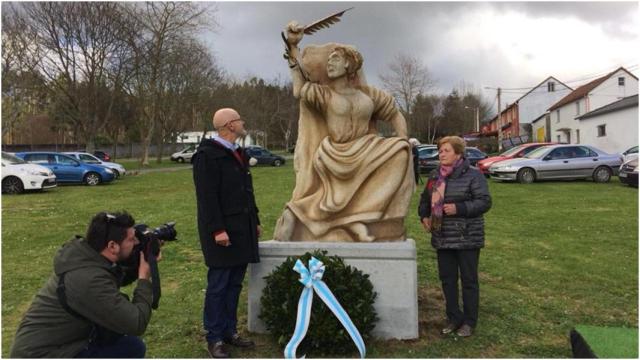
[327,45,363,80]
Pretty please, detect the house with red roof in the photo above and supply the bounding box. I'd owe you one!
[546,67,638,144]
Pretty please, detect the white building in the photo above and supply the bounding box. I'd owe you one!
[487,76,572,140]
[547,67,638,144]
[517,76,573,131]
[176,131,256,147]
[575,95,638,154]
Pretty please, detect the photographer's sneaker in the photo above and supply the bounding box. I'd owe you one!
[224,333,255,348]
[207,341,229,358]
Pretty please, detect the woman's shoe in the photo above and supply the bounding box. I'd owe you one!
[440,322,459,335]
[455,324,473,337]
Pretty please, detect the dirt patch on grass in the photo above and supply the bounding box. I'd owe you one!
[418,285,446,341]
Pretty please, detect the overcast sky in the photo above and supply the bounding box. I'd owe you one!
[201,1,639,111]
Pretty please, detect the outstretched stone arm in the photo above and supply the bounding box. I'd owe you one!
[284,21,306,99]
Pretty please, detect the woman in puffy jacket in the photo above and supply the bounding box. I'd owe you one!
[418,136,491,337]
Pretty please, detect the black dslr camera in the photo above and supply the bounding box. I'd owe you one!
[120,222,177,309]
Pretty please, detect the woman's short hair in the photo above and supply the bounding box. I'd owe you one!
[438,136,466,155]
[332,45,363,77]
[86,211,135,252]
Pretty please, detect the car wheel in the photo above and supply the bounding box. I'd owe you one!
[177,157,184,163]
[273,159,283,167]
[517,168,536,184]
[84,172,102,186]
[112,169,120,179]
[2,176,24,194]
[593,166,612,183]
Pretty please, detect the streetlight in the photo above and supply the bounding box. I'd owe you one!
[464,106,480,133]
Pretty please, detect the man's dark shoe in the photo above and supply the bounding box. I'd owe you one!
[207,341,230,358]
[224,333,255,348]
[440,322,460,335]
[456,324,474,337]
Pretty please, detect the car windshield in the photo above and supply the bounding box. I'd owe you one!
[79,154,101,164]
[524,146,551,159]
[2,152,26,164]
[500,146,525,157]
[419,148,438,158]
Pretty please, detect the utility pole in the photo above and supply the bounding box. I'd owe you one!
[497,87,502,151]
[475,107,480,133]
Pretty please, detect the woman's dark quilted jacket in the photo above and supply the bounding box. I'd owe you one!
[418,158,492,250]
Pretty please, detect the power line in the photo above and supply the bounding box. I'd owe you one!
[484,63,638,91]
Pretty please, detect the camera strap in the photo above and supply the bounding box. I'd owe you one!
[56,272,84,319]
[148,253,161,309]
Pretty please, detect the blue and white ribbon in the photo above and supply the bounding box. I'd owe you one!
[284,257,366,359]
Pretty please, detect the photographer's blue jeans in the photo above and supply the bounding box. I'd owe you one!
[204,264,248,343]
[75,335,145,358]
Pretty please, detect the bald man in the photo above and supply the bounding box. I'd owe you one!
[192,108,261,358]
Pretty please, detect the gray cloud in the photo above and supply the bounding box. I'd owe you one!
[204,2,638,111]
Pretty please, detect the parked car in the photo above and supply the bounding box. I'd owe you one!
[418,146,487,174]
[245,146,285,166]
[2,152,57,194]
[15,152,115,186]
[170,145,197,163]
[622,145,638,163]
[477,142,554,175]
[64,152,127,178]
[417,146,438,173]
[92,150,111,162]
[619,158,638,187]
[489,144,623,184]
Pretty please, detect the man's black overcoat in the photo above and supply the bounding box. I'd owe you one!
[192,138,260,267]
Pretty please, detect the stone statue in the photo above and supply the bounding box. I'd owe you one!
[273,19,415,242]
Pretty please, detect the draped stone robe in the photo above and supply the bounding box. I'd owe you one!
[274,43,415,242]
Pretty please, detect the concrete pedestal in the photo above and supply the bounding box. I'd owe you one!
[248,239,418,340]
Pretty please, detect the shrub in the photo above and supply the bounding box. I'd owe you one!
[259,250,378,357]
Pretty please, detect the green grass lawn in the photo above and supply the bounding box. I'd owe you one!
[2,164,637,357]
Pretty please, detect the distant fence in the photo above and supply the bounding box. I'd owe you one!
[1,143,190,160]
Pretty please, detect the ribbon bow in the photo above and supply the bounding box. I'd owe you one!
[284,257,366,359]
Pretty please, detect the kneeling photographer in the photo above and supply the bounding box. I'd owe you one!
[10,211,175,358]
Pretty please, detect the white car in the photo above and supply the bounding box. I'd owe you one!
[63,152,127,178]
[170,146,197,163]
[622,145,638,163]
[2,151,57,194]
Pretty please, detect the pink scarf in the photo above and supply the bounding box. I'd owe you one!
[431,158,463,232]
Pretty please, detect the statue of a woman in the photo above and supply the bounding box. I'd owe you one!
[273,21,415,242]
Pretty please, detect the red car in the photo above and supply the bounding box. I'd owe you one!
[477,142,554,175]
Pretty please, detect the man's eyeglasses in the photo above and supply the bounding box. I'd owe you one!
[227,118,244,126]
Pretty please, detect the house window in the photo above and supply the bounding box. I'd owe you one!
[557,135,561,143]
[547,82,555,92]
[576,129,580,144]
[556,110,560,123]
[618,77,625,86]
[575,101,580,116]
[597,124,606,137]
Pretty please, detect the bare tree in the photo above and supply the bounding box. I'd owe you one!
[155,39,223,162]
[16,3,133,151]
[1,4,47,144]
[120,2,216,166]
[379,54,435,135]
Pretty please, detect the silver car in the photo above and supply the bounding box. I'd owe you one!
[489,144,623,184]
[64,152,127,178]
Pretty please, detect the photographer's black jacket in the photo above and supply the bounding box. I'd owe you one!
[192,138,260,267]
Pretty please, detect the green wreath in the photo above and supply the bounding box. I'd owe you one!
[259,250,378,357]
